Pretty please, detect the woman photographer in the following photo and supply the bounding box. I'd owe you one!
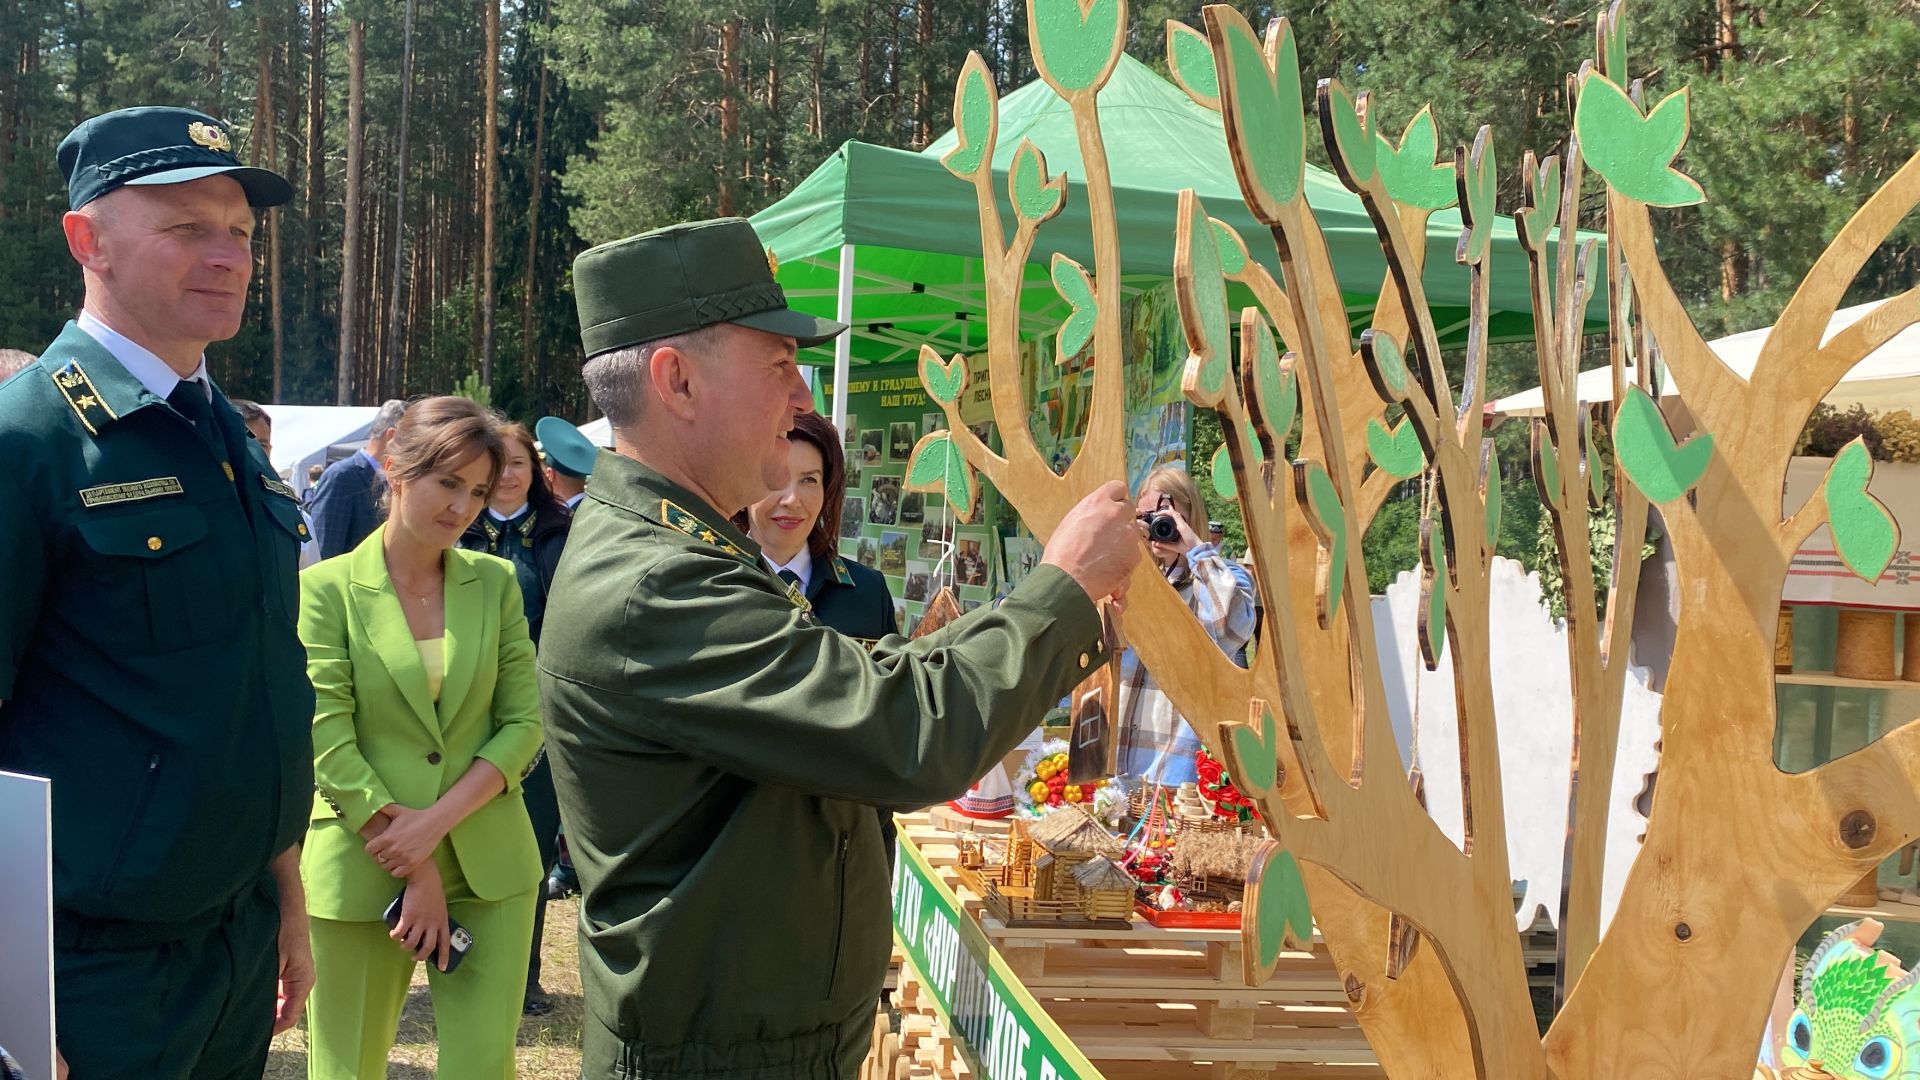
[1116,465,1257,788]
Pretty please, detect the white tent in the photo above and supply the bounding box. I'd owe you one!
[262,404,380,495]
[1489,297,1920,418]
[576,416,612,447]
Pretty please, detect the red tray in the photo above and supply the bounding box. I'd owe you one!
[1133,901,1241,929]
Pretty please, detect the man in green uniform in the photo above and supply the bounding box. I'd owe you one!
[0,107,315,1078]
[535,414,596,511]
[539,218,1140,1078]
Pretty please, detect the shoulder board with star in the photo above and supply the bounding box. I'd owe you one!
[49,358,118,435]
[660,498,750,561]
[830,556,855,587]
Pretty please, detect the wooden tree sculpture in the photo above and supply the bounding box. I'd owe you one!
[903,0,1920,1075]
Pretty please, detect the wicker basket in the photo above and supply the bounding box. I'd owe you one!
[1836,609,1898,681]
[1904,614,1920,682]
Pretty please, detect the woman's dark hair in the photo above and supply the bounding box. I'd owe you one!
[381,396,506,506]
[733,411,847,559]
[494,418,569,519]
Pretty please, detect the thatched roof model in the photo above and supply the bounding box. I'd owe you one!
[1027,805,1124,858]
[1073,855,1136,892]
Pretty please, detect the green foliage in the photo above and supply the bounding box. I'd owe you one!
[452,369,492,408]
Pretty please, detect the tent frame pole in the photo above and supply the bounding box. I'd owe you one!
[831,243,855,431]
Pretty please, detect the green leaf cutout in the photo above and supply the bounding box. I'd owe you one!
[1009,139,1066,223]
[905,431,979,522]
[1210,218,1249,276]
[1051,254,1098,362]
[1206,9,1304,221]
[1421,522,1448,668]
[1028,0,1123,94]
[1322,80,1376,187]
[1585,412,1608,507]
[1222,702,1279,798]
[942,61,994,178]
[1483,457,1503,551]
[1518,153,1562,252]
[1166,21,1219,110]
[1575,77,1705,207]
[1374,107,1457,211]
[1248,844,1314,974]
[1299,461,1348,623]
[1176,189,1232,407]
[1367,417,1424,479]
[1457,127,1498,266]
[1244,308,1296,443]
[1535,423,1564,505]
[1211,442,1238,499]
[1613,384,1712,503]
[1824,438,1900,583]
[1600,0,1629,84]
[1362,328,1411,402]
[917,345,968,407]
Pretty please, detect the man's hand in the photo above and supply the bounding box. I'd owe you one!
[1042,481,1143,603]
[268,847,313,1035]
[364,805,446,879]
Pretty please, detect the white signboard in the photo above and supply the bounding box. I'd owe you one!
[0,770,53,1079]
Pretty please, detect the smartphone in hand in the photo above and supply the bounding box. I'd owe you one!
[382,891,474,973]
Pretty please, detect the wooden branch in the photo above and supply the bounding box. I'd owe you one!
[1605,191,1747,428]
[1063,91,1130,494]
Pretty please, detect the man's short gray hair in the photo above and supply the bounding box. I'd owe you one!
[371,398,407,433]
[581,326,721,436]
[0,349,35,380]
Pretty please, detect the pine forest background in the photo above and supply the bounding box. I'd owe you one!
[0,0,1914,576]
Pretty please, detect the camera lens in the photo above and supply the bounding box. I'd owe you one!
[1147,513,1180,543]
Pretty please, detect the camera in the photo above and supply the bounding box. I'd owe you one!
[1143,512,1181,543]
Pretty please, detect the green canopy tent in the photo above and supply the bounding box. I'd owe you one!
[751,54,1596,427]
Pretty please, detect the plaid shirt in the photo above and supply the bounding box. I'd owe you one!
[1116,543,1256,787]
[307,449,385,559]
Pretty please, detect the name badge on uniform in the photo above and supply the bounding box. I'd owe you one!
[78,476,184,508]
[259,474,298,500]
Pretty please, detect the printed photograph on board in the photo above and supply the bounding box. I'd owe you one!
[839,496,864,539]
[859,429,883,465]
[868,476,901,525]
[955,537,989,587]
[842,416,859,447]
[888,421,916,463]
[856,538,879,569]
[919,520,950,560]
[880,531,909,576]
[845,458,863,491]
[904,566,931,602]
[922,412,944,437]
[900,491,924,525]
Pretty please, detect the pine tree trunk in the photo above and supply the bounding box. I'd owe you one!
[479,0,498,386]
[810,19,824,138]
[913,0,931,147]
[338,17,364,404]
[304,0,325,331]
[719,18,740,216]
[764,9,779,193]
[521,0,551,371]
[383,0,418,400]
[255,10,284,400]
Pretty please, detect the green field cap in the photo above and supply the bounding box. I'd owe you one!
[58,106,293,211]
[572,217,846,358]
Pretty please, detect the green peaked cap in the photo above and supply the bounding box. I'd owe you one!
[535,415,600,478]
[571,217,847,358]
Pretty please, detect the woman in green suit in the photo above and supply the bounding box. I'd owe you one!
[298,396,546,1079]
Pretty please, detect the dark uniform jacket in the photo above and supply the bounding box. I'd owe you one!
[538,453,1107,1079]
[0,323,314,937]
[459,503,570,643]
[802,553,897,645]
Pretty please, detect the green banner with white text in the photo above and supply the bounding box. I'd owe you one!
[890,833,1104,1080]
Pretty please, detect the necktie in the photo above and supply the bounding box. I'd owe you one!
[777,569,802,590]
[166,379,225,462]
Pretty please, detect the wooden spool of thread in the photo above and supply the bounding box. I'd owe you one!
[1904,614,1920,682]
[1836,609,1898,681]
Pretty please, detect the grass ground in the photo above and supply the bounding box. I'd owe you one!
[264,898,586,1079]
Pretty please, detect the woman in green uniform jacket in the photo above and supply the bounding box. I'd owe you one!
[297,396,545,1079]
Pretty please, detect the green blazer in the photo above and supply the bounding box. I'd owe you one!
[298,527,545,922]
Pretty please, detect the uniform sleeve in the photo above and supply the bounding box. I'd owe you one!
[472,570,544,794]
[597,555,1106,808]
[299,571,398,830]
[0,473,48,701]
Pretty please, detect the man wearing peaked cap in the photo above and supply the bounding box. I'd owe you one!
[538,218,1142,1077]
[535,415,597,511]
[0,107,315,1078]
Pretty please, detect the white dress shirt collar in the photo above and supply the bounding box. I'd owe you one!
[76,310,211,401]
[564,492,587,510]
[765,545,814,594]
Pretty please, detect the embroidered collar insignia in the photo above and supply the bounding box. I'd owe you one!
[660,499,750,561]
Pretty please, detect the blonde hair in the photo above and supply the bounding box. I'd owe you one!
[1142,464,1205,525]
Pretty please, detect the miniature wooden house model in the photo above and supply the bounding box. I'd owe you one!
[958,806,1132,928]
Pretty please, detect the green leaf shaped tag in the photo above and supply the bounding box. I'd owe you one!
[1456,126,1498,266]
[1612,384,1712,503]
[1824,438,1900,583]
[1320,79,1376,188]
[1205,8,1304,222]
[1245,843,1314,983]
[1051,254,1098,363]
[1211,442,1238,500]
[1483,451,1503,551]
[1534,423,1564,506]
[1222,701,1279,798]
[1366,417,1425,479]
[1176,189,1232,407]
[1375,107,1457,211]
[1297,460,1349,624]
[1210,217,1250,276]
[1166,20,1219,111]
[1009,139,1066,224]
[1575,76,1705,207]
[1517,151,1562,252]
[917,345,969,407]
[1420,520,1449,668]
[1361,328,1412,403]
[1584,412,1608,508]
[1243,307,1296,443]
[941,57,997,179]
[905,431,980,523]
[1599,0,1629,84]
[1028,0,1123,95]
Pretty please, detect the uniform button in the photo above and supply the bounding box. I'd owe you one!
[297,523,309,537]
[147,536,163,551]
[427,752,442,765]
[1078,652,1090,670]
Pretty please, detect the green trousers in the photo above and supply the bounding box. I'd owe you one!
[304,848,535,1080]
[55,877,279,1080]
